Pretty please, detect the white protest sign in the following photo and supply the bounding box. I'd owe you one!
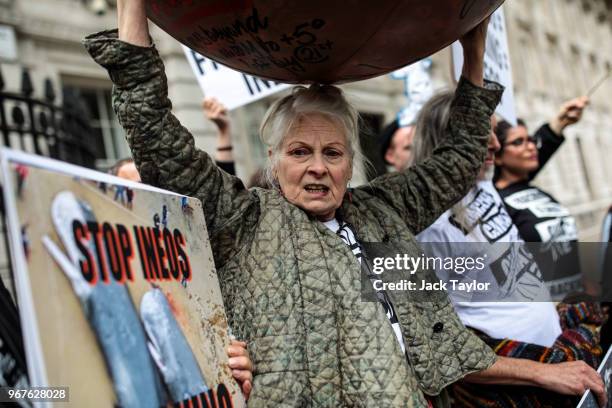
[183,46,290,110]
[0,148,245,407]
[391,58,434,126]
[452,7,517,126]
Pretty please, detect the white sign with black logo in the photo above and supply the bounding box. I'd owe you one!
[183,47,290,110]
[390,58,434,127]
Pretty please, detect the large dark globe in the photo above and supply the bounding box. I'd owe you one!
[146,0,504,84]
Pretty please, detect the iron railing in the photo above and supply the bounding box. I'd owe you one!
[0,66,98,167]
[0,65,100,293]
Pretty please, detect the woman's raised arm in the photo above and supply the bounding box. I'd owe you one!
[84,1,257,252]
[366,18,502,233]
[117,0,150,46]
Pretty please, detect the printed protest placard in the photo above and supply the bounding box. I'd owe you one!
[390,58,434,127]
[451,6,517,126]
[183,46,290,110]
[1,149,245,408]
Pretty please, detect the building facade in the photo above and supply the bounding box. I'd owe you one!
[0,0,611,291]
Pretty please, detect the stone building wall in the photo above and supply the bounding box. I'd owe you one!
[503,0,612,240]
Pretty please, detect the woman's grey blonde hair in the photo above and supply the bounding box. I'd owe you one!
[259,84,365,187]
[409,89,481,224]
[408,90,454,167]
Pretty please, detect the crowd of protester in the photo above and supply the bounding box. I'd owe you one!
[77,84,612,407]
[1,1,610,407]
[411,92,604,407]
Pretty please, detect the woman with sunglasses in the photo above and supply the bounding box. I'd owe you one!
[493,97,588,301]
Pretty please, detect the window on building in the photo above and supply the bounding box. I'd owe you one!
[62,83,130,170]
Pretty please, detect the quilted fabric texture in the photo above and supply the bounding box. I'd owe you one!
[84,30,504,408]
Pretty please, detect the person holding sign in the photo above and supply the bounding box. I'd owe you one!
[83,2,604,406]
[495,96,589,185]
[413,92,604,407]
[494,97,590,301]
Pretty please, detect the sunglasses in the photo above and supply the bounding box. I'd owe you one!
[503,135,541,149]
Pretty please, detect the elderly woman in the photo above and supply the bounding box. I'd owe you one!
[413,91,605,407]
[84,1,604,406]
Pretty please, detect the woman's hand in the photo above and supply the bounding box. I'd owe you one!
[227,339,253,401]
[466,357,606,407]
[459,17,490,87]
[549,96,589,135]
[204,97,234,162]
[117,0,150,46]
[203,97,231,135]
[535,361,606,407]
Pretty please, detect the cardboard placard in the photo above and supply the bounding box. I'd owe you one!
[1,149,245,408]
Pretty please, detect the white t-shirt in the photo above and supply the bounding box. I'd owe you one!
[323,219,406,353]
[417,180,562,347]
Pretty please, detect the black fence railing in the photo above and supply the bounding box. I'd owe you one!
[0,66,98,168]
[0,65,101,295]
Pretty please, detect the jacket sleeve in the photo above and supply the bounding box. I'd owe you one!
[215,160,236,176]
[83,30,257,246]
[365,78,504,235]
[528,123,565,181]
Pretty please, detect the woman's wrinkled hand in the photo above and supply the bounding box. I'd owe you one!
[228,339,253,401]
[549,96,589,134]
[536,361,606,407]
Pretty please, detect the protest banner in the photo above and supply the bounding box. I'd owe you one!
[390,58,434,127]
[147,0,503,84]
[0,149,245,408]
[183,46,290,110]
[451,6,518,125]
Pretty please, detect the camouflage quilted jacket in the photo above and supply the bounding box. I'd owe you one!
[85,30,503,408]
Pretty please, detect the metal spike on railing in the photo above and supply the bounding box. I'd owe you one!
[44,78,56,102]
[21,69,33,97]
